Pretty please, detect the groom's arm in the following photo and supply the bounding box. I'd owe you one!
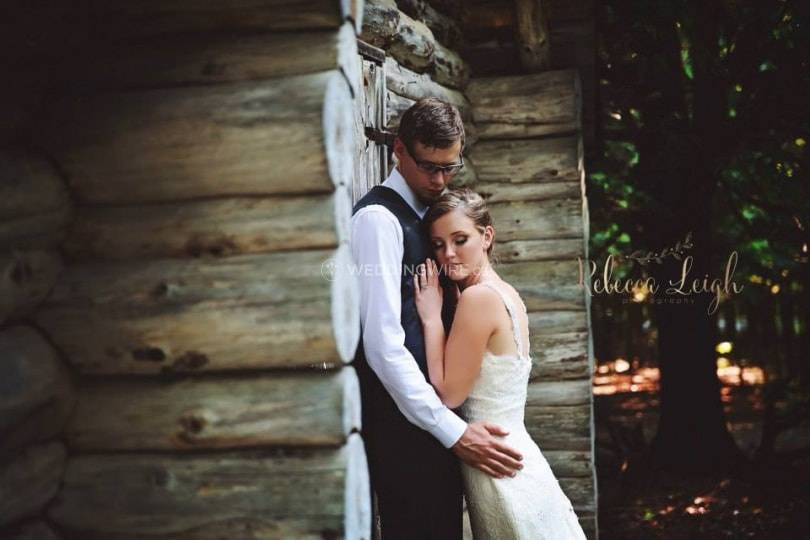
[351,206,467,448]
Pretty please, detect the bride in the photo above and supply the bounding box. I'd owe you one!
[414,188,587,539]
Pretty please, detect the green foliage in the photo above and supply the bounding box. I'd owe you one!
[591,0,810,289]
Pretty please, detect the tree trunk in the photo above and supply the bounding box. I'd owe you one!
[779,288,797,380]
[644,3,745,474]
[648,209,744,473]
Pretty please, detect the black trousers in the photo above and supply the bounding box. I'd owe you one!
[362,413,463,540]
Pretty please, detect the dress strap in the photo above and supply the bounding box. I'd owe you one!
[479,282,526,358]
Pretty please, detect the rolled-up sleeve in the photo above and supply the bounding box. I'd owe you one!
[351,205,467,448]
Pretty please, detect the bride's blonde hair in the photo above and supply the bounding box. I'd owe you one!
[423,188,496,258]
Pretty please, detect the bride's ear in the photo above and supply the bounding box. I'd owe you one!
[483,225,494,252]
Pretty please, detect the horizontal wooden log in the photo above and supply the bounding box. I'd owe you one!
[0,250,63,324]
[0,150,70,222]
[61,189,352,261]
[46,249,333,309]
[559,476,596,511]
[0,214,71,252]
[90,0,364,38]
[0,520,61,540]
[529,311,590,381]
[47,434,370,539]
[398,0,463,49]
[0,151,72,250]
[527,379,591,407]
[489,198,584,242]
[470,136,582,183]
[0,326,75,455]
[467,70,580,139]
[37,244,360,373]
[363,1,435,71]
[385,90,472,137]
[448,158,478,188]
[363,1,468,88]
[477,180,581,203]
[498,259,585,311]
[36,71,355,204]
[431,41,470,89]
[525,401,591,451]
[360,0,400,49]
[390,14,436,72]
[543,450,593,478]
[384,57,468,110]
[0,441,66,527]
[494,238,584,263]
[464,121,480,147]
[71,22,362,98]
[65,369,361,451]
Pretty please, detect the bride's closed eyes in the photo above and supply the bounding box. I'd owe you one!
[432,235,468,250]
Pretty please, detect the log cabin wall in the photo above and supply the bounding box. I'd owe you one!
[463,0,597,147]
[2,1,369,539]
[1,0,595,538]
[360,1,596,538]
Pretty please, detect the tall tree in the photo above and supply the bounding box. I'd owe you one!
[592,0,810,472]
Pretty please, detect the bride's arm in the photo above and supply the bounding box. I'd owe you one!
[415,260,498,408]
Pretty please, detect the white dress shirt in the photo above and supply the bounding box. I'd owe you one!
[350,167,468,448]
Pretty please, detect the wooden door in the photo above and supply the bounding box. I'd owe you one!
[352,40,389,205]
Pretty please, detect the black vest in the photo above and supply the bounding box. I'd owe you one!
[352,186,463,540]
[352,185,434,424]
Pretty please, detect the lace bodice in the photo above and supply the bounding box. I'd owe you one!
[456,282,587,539]
[459,282,533,430]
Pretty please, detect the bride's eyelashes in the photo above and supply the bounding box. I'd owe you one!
[431,236,468,250]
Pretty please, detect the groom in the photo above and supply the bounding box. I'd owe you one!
[351,98,524,539]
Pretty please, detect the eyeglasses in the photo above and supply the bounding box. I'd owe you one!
[413,155,465,176]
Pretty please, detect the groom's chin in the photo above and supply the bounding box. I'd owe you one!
[419,194,440,206]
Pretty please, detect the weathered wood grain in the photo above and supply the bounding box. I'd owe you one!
[0,441,66,527]
[64,369,361,450]
[36,72,355,203]
[0,326,75,455]
[47,434,370,539]
[37,244,360,373]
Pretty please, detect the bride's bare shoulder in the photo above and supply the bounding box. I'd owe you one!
[459,282,498,298]
[457,283,501,309]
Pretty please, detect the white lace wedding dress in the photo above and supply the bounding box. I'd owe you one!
[459,282,587,539]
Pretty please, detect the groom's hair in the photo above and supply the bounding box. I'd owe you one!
[397,97,465,155]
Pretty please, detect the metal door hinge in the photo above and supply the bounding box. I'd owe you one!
[365,127,396,147]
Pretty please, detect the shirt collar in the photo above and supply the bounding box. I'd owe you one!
[382,167,429,219]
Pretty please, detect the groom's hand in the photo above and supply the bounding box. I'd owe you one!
[451,422,524,479]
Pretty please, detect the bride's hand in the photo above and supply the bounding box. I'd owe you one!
[414,259,443,324]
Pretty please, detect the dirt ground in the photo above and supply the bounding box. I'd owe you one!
[595,383,810,539]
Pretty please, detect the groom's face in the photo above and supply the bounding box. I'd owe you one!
[394,138,463,206]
